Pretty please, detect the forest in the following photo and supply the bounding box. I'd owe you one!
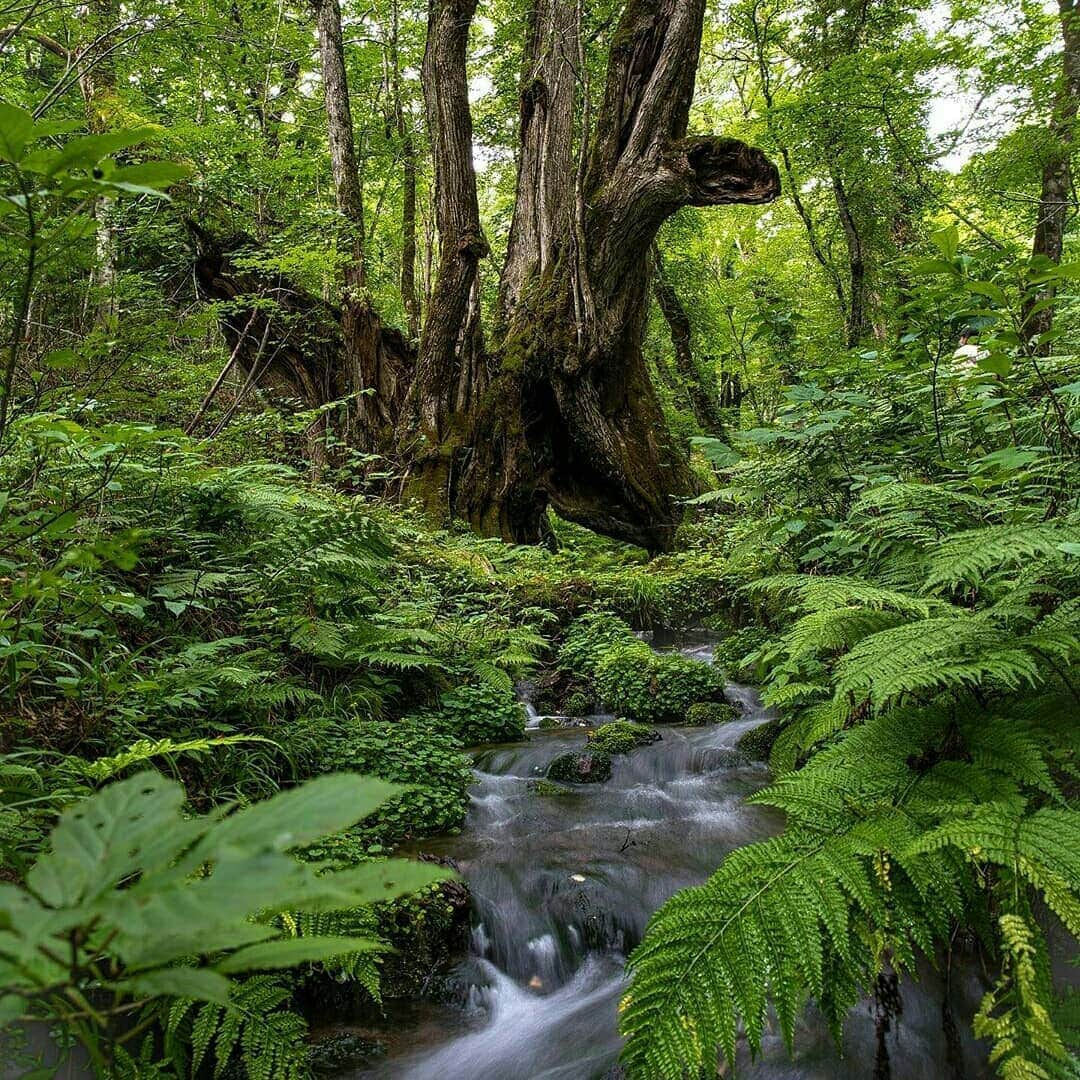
[0,0,1078,1075]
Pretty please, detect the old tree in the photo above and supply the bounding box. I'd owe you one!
[195,0,780,550]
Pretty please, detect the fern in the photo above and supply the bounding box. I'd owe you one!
[925,521,1080,589]
[167,975,311,1080]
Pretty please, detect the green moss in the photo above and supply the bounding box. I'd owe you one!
[546,750,613,784]
[529,778,573,796]
[593,643,725,724]
[736,720,782,761]
[686,701,739,726]
[588,720,659,754]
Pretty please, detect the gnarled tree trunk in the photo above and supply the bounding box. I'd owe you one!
[421,0,779,550]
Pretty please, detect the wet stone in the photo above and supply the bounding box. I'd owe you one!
[546,750,613,784]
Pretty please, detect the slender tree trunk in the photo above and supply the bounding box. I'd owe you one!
[314,0,404,443]
[78,0,119,324]
[1024,0,1079,350]
[830,169,870,347]
[390,0,421,341]
[411,0,489,450]
[653,245,725,434]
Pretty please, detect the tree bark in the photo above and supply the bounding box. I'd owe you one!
[452,0,779,551]
[411,0,489,450]
[389,0,421,342]
[1024,0,1079,350]
[314,0,405,443]
[830,169,870,347]
[498,0,579,323]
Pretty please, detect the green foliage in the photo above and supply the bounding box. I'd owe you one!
[321,717,473,845]
[587,721,659,754]
[685,701,738,726]
[426,683,526,746]
[712,625,772,680]
[0,771,446,1075]
[594,643,725,725]
[557,613,640,678]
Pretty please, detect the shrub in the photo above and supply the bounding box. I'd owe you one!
[557,613,639,678]
[686,701,739,726]
[593,644,724,724]
[588,721,660,754]
[429,683,526,745]
[565,690,593,716]
[713,625,772,680]
[323,718,473,844]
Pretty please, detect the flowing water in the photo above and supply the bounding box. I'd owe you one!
[355,637,991,1080]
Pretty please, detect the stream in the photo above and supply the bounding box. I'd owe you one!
[355,636,991,1080]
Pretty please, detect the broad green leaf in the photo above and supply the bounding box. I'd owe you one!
[188,773,402,862]
[295,857,449,912]
[215,935,384,973]
[118,966,231,1004]
[26,772,187,907]
[0,102,34,162]
[46,127,159,176]
[931,224,959,260]
[976,353,1012,377]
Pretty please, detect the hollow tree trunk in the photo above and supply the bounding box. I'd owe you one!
[189,227,412,437]
[438,0,779,551]
[1024,0,1079,351]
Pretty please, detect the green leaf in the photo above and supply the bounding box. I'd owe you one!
[976,353,1012,377]
[0,102,34,162]
[189,773,403,862]
[46,126,159,176]
[931,225,959,260]
[215,935,384,973]
[295,857,449,911]
[118,966,231,1004]
[26,771,188,907]
[106,160,192,192]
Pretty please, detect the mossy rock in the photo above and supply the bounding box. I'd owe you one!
[547,750,613,784]
[529,778,573,796]
[736,719,782,761]
[593,643,724,724]
[686,701,739,726]
[308,1033,385,1074]
[588,720,660,754]
[376,873,471,999]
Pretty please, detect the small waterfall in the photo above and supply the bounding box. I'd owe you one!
[355,632,991,1079]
